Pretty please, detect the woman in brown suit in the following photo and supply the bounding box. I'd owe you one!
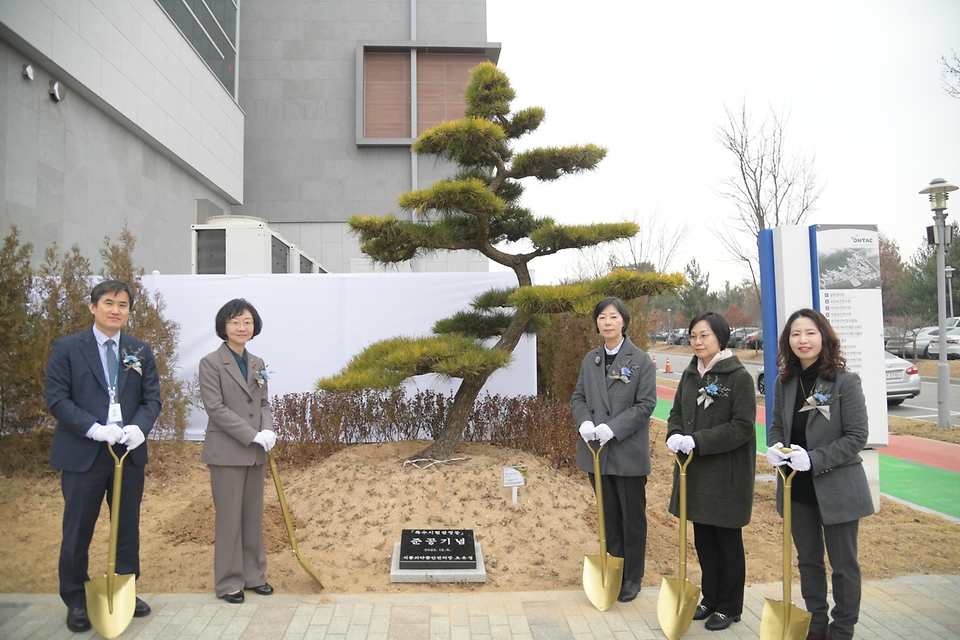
[199,299,276,603]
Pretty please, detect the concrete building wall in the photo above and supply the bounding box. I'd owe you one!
[0,0,243,273]
[236,0,495,273]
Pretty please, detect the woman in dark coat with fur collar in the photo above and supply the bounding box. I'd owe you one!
[666,311,756,632]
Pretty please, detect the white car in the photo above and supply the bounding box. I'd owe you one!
[928,327,960,360]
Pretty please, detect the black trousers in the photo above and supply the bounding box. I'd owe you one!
[693,522,745,616]
[59,443,144,609]
[588,473,647,582]
[792,501,862,640]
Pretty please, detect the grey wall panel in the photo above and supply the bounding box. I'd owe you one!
[0,38,233,274]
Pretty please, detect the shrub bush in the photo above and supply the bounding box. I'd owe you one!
[273,389,577,469]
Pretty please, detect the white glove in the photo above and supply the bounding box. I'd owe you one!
[766,443,789,467]
[666,434,685,453]
[89,423,124,445]
[595,424,615,446]
[578,421,597,442]
[677,435,696,454]
[785,444,811,472]
[253,430,277,452]
[120,425,146,450]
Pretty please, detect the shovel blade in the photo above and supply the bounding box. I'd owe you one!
[760,598,812,640]
[583,553,624,611]
[656,576,701,640]
[85,572,136,639]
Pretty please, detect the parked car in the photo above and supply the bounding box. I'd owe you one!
[928,327,960,360]
[886,325,939,359]
[730,326,759,349]
[757,354,921,405]
[672,328,689,345]
[745,329,763,350]
[884,351,921,405]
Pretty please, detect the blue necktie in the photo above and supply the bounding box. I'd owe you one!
[105,339,117,385]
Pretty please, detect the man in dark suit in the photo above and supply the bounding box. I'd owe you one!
[45,280,162,633]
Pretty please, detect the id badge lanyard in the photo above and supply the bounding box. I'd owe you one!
[107,353,123,425]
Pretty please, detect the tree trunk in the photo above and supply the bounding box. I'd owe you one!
[410,372,487,461]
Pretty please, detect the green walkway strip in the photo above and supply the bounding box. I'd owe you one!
[878,455,960,519]
[655,397,960,519]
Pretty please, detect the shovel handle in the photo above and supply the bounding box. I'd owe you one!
[776,458,798,606]
[674,451,693,585]
[584,441,611,578]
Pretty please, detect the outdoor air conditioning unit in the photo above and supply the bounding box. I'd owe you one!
[191,215,326,274]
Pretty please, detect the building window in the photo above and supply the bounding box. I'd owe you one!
[364,53,412,139]
[358,44,497,147]
[155,0,238,97]
[415,53,483,136]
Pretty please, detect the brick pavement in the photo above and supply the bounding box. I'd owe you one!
[2,575,958,639]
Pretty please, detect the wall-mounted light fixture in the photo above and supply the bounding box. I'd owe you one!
[49,80,65,102]
[21,64,34,81]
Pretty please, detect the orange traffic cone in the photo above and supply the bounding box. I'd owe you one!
[665,358,672,373]
[652,355,658,370]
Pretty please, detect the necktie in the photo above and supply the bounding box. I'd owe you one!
[105,339,118,386]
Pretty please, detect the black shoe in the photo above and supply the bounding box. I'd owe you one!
[704,612,740,631]
[250,582,274,596]
[693,604,715,620]
[66,607,91,633]
[134,597,151,617]
[220,590,244,604]
[616,580,640,602]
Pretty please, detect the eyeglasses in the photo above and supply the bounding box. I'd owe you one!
[227,320,254,328]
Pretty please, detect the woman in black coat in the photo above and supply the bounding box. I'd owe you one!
[666,311,756,632]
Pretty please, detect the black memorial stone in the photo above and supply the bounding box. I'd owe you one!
[399,529,477,570]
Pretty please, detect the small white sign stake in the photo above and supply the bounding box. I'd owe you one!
[502,465,527,504]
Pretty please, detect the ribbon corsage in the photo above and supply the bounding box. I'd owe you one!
[697,375,730,409]
[799,384,839,419]
[253,364,270,388]
[121,347,143,375]
[608,359,639,383]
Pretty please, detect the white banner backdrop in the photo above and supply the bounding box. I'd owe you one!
[141,272,537,440]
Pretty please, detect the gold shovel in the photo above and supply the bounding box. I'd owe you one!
[85,446,136,639]
[760,459,812,640]
[582,441,624,611]
[657,451,701,640]
[268,450,324,588]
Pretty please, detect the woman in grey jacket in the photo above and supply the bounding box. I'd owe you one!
[666,311,756,632]
[572,297,658,603]
[767,308,874,640]
[199,299,277,604]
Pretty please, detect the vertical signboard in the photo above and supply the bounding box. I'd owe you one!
[810,225,888,447]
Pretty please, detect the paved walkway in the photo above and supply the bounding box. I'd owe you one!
[2,575,959,639]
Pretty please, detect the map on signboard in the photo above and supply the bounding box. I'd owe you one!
[815,227,881,290]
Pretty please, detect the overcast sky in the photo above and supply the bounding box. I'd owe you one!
[484,0,960,288]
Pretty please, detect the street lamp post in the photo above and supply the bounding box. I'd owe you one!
[920,178,958,428]
[947,266,956,318]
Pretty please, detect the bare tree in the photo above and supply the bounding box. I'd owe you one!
[714,102,824,294]
[568,208,688,280]
[942,49,960,99]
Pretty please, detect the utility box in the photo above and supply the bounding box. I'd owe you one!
[191,216,326,274]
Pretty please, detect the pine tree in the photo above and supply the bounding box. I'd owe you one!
[318,63,683,461]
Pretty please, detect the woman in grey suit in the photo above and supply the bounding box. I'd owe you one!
[767,308,874,640]
[572,297,657,603]
[666,312,756,632]
[199,299,277,604]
